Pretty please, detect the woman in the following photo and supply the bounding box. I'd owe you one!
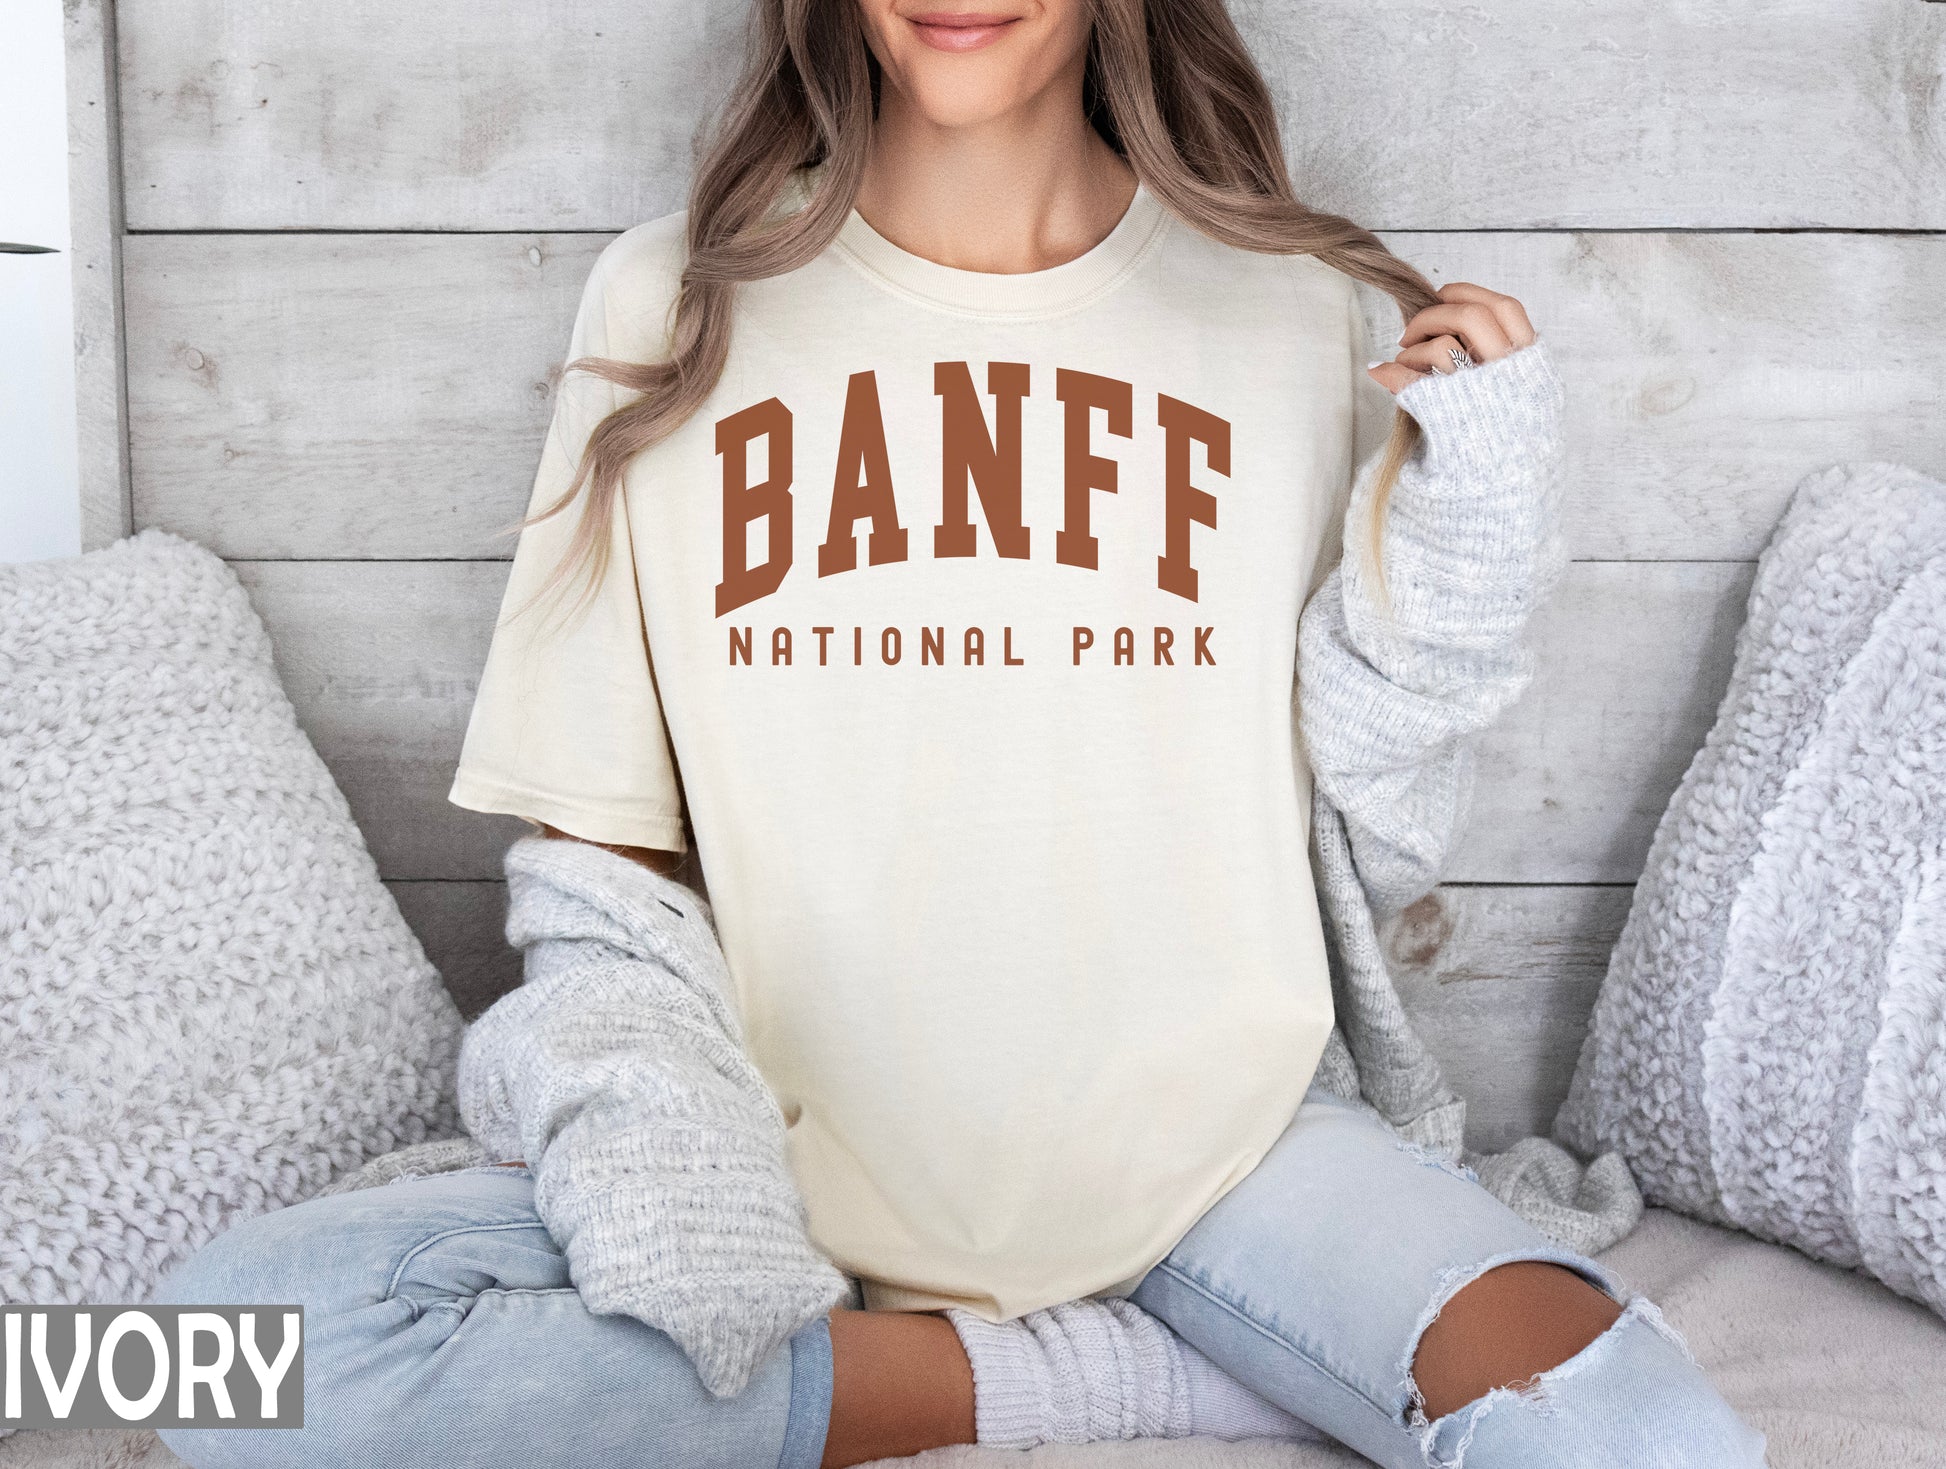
[157,2,1769,1466]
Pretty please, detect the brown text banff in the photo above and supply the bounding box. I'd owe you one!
[712,364,1230,616]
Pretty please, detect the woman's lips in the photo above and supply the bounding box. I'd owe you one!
[906,12,1021,52]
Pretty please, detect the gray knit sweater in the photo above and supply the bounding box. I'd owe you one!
[456,835,850,1398]
[1300,338,1642,1248]
[451,335,1640,1399]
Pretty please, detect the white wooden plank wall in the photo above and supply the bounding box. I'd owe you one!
[111,0,1946,1147]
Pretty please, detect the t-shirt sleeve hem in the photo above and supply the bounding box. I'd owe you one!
[447,770,689,853]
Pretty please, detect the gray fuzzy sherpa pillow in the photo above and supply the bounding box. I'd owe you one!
[1,528,464,1308]
[1554,461,1946,1319]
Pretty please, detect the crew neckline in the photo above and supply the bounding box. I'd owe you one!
[788,163,1169,320]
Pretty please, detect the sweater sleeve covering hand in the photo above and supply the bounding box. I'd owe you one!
[456,834,849,1398]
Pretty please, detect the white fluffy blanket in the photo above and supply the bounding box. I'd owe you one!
[6,1209,1940,1469]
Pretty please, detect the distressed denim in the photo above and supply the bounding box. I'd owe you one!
[155,1087,1769,1469]
[153,1164,831,1469]
[1130,1083,1771,1468]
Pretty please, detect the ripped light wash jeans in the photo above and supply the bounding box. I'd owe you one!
[154,1083,1767,1469]
[1129,1083,1769,1468]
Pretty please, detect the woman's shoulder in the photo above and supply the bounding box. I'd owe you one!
[1279,249,1374,315]
[574,209,690,361]
[1280,253,1401,361]
[591,210,691,305]
[1149,215,1360,347]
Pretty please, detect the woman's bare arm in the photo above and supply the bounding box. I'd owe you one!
[532,821,687,878]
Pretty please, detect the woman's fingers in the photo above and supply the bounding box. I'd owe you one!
[1434,281,1537,349]
[1401,282,1537,360]
[1393,335,1476,377]
[1366,335,1474,395]
[1366,282,1541,392]
[1399,300,1514,361]
[1366,359,1428,395]
[1366,333,1481,394]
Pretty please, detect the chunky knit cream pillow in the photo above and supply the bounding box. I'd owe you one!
[0,529,464,1308]
[1555,463,1946,1320]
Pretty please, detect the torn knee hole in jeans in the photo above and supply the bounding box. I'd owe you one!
[1396,1253,1694,1469]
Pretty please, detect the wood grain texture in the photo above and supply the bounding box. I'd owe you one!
[227,557,1744,887]
[1454,560,1757,885]
[1361,233,1946,563]
[386,879,519,1020]
[125,233,606,559]
[125,231,1946,562]
[118,0,1946,231]
[66,0,131,548]
[1381,884,1635,1150]
[229,558,530,881]
[118,0,743,232]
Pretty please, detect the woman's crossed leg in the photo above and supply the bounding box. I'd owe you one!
[152,1164,835,1469]
[155,1094,1769,1469]
[1129,1085,1770,1468]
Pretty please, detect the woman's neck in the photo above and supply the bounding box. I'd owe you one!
[853,81,1137,276]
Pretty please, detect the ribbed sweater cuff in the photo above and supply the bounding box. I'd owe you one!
[1391,334,1564,471]
[1348,336,1565,644]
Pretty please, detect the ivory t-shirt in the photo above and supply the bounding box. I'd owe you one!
[449,164,1397,1317]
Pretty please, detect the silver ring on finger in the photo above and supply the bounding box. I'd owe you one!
[1447,345,1475,372]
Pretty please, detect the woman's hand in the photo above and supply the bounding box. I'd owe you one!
[1367,282,1538,395]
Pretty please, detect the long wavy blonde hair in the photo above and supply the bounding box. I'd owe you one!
[504,0,1436,630]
